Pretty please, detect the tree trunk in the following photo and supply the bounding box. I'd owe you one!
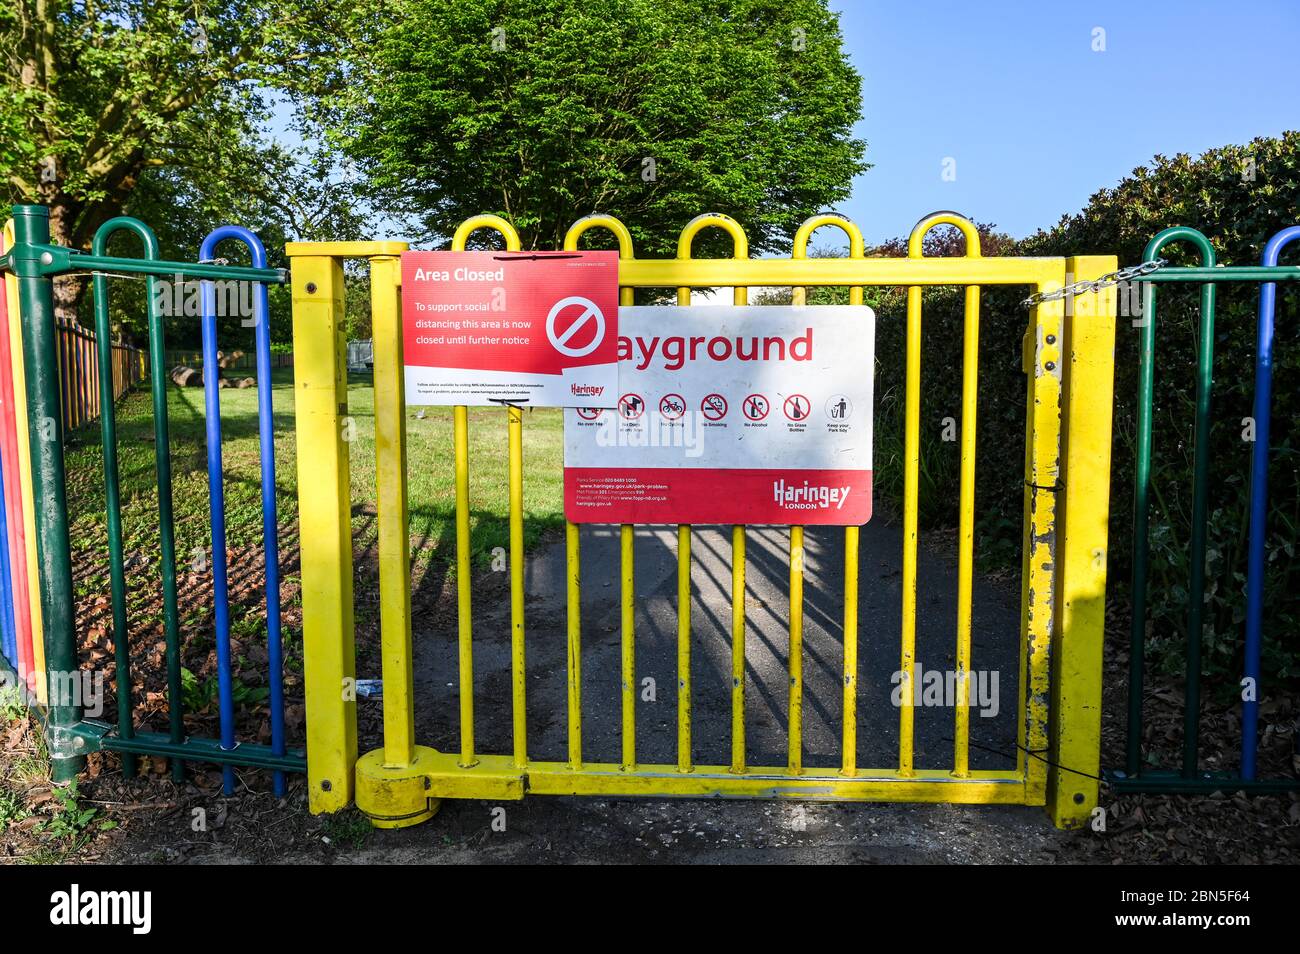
[42,189,121,327]
[51,275,86,330]
[42,191,88,327]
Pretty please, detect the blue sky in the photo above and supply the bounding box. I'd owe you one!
[831,0,1299,244]
[271,2,1297,245]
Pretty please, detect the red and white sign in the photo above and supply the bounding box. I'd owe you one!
[402,250,619,407]
[564,305,875,526]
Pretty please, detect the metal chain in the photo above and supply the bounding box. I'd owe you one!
[1021,258,1168,307]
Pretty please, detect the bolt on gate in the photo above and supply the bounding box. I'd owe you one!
[289,210,1119,830]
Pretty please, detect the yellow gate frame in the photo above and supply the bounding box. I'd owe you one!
[286,211,1116,831]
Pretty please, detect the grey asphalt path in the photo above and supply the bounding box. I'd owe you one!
[410,517,1021,774]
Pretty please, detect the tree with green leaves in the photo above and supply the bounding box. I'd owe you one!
[324,0,867,257]
[1,0,361,322]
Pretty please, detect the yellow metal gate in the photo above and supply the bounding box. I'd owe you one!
[287,211,1118,831]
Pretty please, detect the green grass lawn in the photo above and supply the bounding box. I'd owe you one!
[55,366,564,745]
[64,366,566,603]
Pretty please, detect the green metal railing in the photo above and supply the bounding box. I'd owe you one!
[1112,225,1300,795]
[1,204,302,783]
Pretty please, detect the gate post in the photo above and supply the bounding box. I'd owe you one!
[286,248,356,812]
[9,205,84,781]
[1047,255,1118,828]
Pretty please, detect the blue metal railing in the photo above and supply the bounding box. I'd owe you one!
[199,226,286,796]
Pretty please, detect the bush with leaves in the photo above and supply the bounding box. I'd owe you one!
[1019,132,1300,688]
[766,134,1300,686]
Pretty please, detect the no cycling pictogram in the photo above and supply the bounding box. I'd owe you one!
[701,393,728,421]
[659,393,686,420]
[742,394,769,421]
[546,296,607,358]
[783,394,810,422]
[618,393,645,420]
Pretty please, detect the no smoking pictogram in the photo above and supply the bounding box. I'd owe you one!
[701,393,728,421]
[546,296,607,358]
[659,393,686,420]
[618,393,645,420]
[783,394,810,421]
[742,394,769,421]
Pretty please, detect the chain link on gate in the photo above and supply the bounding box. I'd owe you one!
[1021,259,1167,307]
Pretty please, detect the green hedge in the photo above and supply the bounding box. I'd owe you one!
[1021,132,1300,688]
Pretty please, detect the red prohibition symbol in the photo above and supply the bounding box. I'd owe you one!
[546,296,606,357]
[742,394,770,421]
[659,393,686,420]
[618,393,645,420]
[700,393,728,420]
[783,393,810,422]
[576,406,603,421]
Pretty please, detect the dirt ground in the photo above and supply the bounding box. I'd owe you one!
[3,514,1298,865]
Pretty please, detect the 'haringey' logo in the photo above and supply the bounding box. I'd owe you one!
[772,478,850,511]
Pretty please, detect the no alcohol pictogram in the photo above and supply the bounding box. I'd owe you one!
[742,394,769,421]
[701,393,728,421]
[783,394,810,421]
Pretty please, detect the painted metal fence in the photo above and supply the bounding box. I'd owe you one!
[1112,225,1300,796]
[0,220,45,704]
[56,321,147,432]
[4,198,1297,825]
[287,212,1119,830]
[0,205,298,790]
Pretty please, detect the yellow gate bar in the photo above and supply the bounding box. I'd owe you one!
[566,521,582,770]
[898,283,922,777]
[929,214,981,781]
[286,250,357,812]
[789,527,804,775]
[671,214,751,774]
[453,407,476,767]
[616,256,1059,290]
[620,524,636,771]
[402,749,1026,804]
[1047,256,1118,827]
[842,526,859,776]
[561,216,639,775]
[791,214,867,781]
[368,249,415,769]
[953,281,981,779]
[449,215,520,769]
[731,526,746,774]
[1020,266,1067,804]
[508,405,526,768]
